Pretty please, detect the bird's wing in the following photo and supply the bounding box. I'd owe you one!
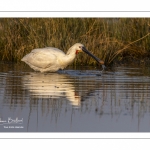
[22,47,65,69]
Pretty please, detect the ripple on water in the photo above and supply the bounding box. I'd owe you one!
[0,64,150,131]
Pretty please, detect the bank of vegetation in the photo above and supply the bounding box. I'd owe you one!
[0,18,150,67]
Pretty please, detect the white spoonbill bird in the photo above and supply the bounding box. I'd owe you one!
[21,43,105,72]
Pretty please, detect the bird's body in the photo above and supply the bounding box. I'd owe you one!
[21,43,105,72]
[22,47,73,72]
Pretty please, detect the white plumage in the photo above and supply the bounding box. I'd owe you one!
[21,43,104,72]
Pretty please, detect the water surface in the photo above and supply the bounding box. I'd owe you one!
[0,62,150,132]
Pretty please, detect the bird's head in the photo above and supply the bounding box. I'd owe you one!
[69,43,84,54]
[74,43,105,66]
[67,43,105,69]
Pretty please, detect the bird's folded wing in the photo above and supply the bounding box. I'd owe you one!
[22,50,57,69]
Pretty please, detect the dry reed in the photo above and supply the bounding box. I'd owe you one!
[0,18,150,66]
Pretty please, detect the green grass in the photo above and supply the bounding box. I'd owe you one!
[0,18,150,66]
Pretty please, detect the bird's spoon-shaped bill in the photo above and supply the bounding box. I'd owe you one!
[81,46,106,71]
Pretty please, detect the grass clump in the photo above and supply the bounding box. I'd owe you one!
[0,18,150,66]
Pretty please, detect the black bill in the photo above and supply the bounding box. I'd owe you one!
[82,46,106,70]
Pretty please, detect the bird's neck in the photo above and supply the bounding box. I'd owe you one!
[64,53,76,64]
[59,53,76,69]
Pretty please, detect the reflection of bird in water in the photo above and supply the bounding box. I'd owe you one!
[21,43,105,72]
[22,73,81,107]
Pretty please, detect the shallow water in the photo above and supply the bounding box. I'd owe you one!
[0,62,150,132]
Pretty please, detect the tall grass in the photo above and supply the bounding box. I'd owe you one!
[0,18,150,66]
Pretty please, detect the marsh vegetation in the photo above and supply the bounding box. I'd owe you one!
[0,18,150,66]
